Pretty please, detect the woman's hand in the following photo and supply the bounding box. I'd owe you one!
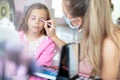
[43,20,66,48]
[44,20,57,39]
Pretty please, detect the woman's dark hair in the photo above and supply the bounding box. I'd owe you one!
[64,0,89,18]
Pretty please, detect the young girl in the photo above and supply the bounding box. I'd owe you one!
[44,0,120,79]
[17,3,55,68]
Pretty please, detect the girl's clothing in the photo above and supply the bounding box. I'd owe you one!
[19,31,55,80]
[24,34,46,57]
[19,31,55,66]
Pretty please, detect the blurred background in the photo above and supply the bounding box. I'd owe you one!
[0,0,120,43]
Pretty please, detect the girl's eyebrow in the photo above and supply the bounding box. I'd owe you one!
[30,15,46,19]
[39,17,47,20]
[30,15,36,17]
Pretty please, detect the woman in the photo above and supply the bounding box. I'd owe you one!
[43,0,120,79]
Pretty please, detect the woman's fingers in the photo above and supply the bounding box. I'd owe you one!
[44,21,49,31]
[45,20,56,29]
[43,20,56,38]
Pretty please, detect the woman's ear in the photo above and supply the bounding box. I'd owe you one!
[77,17,83,32]
[77,17,83,26]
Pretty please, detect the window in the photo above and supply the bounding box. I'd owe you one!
[52,0,63,18]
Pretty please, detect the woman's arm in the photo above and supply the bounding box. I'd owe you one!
[44,20,66,49]
[101,38,119,80]
[51,35,66,49]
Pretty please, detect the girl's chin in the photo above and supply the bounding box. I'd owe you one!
[29,28,42,33]
[31,29,40,33]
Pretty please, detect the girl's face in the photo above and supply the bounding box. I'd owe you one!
[27,9,47,33]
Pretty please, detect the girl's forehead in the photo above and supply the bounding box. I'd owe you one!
[30,9,48,18]
[31,9,47,14]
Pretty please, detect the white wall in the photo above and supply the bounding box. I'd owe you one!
[111,0,120,24]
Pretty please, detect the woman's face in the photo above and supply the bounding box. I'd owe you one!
[62,1,73,20]
[27,9,47,33]
[62,1,82,29]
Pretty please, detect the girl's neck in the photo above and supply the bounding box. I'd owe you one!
[25,31,44,41]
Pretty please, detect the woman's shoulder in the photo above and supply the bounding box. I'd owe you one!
[102,34,120,79]
[103,37,117,50]
[103,35,119,52]
[102,36,119,63]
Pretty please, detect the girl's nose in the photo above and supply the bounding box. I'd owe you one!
[35,19,39,24]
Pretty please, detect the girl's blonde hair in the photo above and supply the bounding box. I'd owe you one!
[17,3,50,35]
[64,0,120,75]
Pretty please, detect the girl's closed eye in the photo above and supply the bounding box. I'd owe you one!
[30,15,36,20]
[39,18,47,22]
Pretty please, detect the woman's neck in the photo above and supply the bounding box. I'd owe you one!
[25,31,43,41]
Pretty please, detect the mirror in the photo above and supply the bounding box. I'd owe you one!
[0,0,15,24]
[57,42,80,80]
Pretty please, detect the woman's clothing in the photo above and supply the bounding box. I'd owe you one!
[79,56,93,78]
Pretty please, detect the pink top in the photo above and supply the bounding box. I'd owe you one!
[79,56,93,78]
[18,31,55,66]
